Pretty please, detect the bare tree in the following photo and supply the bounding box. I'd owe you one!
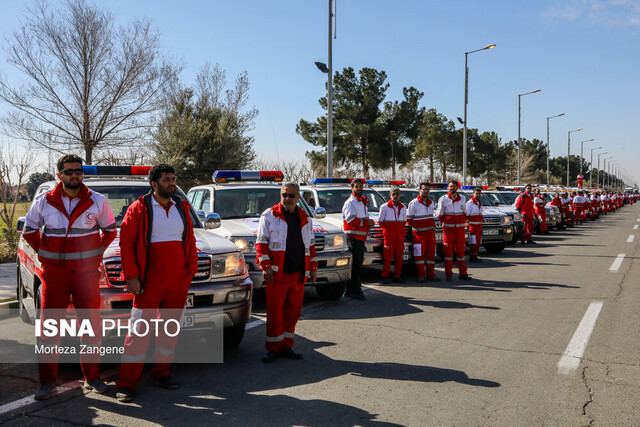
[0,0,180,164]
[0,144,36,256]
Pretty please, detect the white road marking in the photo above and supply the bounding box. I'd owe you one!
[557,302,604,375]
[634,225,639,230]
[627,235,635,243]
[0,379,77,416]
[246,318,266,330]
[610,253,626,272]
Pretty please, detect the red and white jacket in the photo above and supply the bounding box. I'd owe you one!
[256,204,318,282]
[534,195,546,215]
[572,195,586,211]
[515,192,535,218]
[342,194,370,241]
[23,182,116,272]
[378,200,406,240]
[407,197,436,233]
[465,197,483,227]
[435,192,467,229]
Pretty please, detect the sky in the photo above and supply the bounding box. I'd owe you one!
[0,0,639,186]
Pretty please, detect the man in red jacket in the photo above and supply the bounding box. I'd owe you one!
[23,154,116,400]
[256,182,318,363]
[116,164,198,402]
[378,188,407,283]
[515,184,536,244]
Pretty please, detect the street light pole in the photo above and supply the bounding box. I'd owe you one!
[597,152,607,188]
[517,89,541,185]
[590,146,602,188]
[567,128,583,186]
[580,139,594,176]
[546,113,565,186]
[462,43,495,186]
[327,0,334,178]
[603,156,613,189]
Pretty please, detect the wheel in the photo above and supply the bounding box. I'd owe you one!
[35,284,42,320]
[483,242,505,254]
[17,267,32,324]
[223,324,246,349]
[314,282,345,301]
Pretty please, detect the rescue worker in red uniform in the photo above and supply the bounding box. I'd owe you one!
[116,164,198,402]
[378,188,407,283]
[23,154,116,400]
[515,184,535,244]
[550,192,565,230]
[577,173,584,189]
[342,178,375,300]
[560,193,573,226]
[573,191,586,224]
[534,192,549,234]
[435,180,470,281]
[407,182,439,282]
[465,187,483,262]
[256,182,318,363]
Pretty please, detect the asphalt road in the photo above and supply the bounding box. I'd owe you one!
[0,204,639,426]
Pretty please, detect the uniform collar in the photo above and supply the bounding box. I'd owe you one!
[352,193,369,206]
[447,192,460,202]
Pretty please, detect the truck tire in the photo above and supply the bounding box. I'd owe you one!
[314,282,345,301]
[483,242,505,254]
[223,324,246,349]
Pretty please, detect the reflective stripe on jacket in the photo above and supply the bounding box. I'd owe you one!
[435,192,467,227]
[342,195,370,241]
[378,200,406,240]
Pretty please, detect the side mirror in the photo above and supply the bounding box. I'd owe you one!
[196,210,206,221]
[16,217,25,233]
[314,207,326,219]
[204,213,221,230]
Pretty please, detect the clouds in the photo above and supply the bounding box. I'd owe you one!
[542,0,640,26]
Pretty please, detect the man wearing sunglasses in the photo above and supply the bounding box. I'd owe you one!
[256,182,318,363]
[22,154,116,400]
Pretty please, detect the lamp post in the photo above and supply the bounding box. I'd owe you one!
[567,128,583,186]
[517,89,542,185]
[546,113,565,186]
[590,146,602,188]
[603,156,613,189]
[580,139,594,176]
[597,152,607,188]
[462,43,496,186]
[314,0,336,178]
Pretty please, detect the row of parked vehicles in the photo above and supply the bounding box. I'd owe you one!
[13,168,564,348]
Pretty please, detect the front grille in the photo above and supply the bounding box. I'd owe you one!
[314,235,325,252]
[483,217,502,226]
[104,259,125,287]
[194,253,211,281]
[370,227,383,239]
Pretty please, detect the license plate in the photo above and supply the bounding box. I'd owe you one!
[185,294,195,308]
[403,254,410,261]
[483,229,499,235]
[180,313,195,328]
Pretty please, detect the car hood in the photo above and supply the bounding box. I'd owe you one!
[211,216,342,239]
[103,228,240,258]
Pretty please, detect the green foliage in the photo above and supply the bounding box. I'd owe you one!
[25,172,55,199]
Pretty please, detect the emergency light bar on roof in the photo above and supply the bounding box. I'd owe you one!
[212,170,284,183]
[461,186,495,190]
[311,178,353,185]
[82,165,151,176]
[365,180,406,185]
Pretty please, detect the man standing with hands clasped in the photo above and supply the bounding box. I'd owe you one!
[342,178,375,300]
[378,187,407,284]
[407,182,439,282]
[435,180,470,281]
[116,164,198,402]
[257,182,318,363]
[515,184,536,244]
[466,187,483,262]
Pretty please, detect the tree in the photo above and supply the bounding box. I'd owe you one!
[414,108,457,182]
[0,0,179,164]
[297,67,391,178]
[467,130,510,185]
[153,64,257,190]
[25,172,55,199]
[0,144,35,256]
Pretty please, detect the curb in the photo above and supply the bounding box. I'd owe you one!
[0,299,19,319]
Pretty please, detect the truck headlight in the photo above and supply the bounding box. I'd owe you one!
[231,237,256,253]
[211,252,246,277]
[324,233,348,250]
[513,213,522,221]
[502,216,511,225]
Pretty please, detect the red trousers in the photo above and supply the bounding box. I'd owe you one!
[521,216,534,242]
[468,224,482,259]
[117,242,191,389]
[265,271,305,353]
[536,209,547,232]
[38,266,101,383]
[442,227,467,276]
[413,230,436,278]
[382,237,404,279]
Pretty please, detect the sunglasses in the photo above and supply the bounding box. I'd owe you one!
[62,169,84,176]
[281,193,298,199]
[391,193,400,196]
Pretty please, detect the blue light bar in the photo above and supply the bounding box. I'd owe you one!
[366,180,384,185]
[82,165,151,176]
[311,178,352,185]
[461,186,474,190]
[212,170,284,183]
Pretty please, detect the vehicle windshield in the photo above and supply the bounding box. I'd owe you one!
[460,191,496,207]
[398,189,419,205]
[316,188,387,213]
[499,192,519,204]
[88,185,200,228]
[485,192,511,206]
[213,187,311,219]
